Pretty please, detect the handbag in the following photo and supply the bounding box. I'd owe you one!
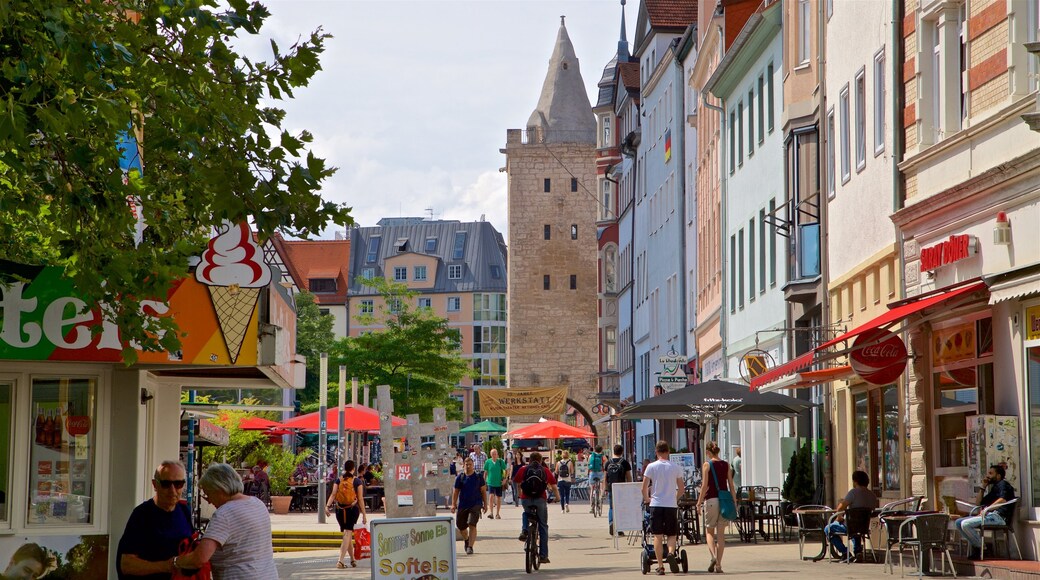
[353,526,372,561]
[172,534,213,580]
[709,460,737,521]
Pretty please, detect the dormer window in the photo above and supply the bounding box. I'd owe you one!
[396,238,409,253]
[452,231,467,260]
[365,236,381,263]
[425,237,437,253]
[309,278,337,293]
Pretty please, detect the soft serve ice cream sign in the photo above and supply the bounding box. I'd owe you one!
[195,221,272,364]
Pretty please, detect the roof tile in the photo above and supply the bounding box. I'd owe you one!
[646,0,698,29]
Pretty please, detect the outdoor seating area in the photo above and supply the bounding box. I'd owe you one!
[737,486,787,543]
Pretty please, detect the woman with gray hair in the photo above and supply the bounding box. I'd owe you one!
[174,463,277,579]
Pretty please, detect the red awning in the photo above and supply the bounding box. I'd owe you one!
[751,281,988,389]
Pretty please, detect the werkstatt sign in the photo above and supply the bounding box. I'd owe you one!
[1027,306,1040,342]
[478,387,568,417]
[920,234,977,272]
[373,516,457,580]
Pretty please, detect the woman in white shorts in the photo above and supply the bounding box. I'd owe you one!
[696,441,734,574]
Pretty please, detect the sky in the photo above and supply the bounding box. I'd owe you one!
[239,0,634,239]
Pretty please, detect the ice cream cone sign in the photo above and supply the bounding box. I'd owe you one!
[195,221,272,363]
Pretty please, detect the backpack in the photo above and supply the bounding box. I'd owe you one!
[589,452,603,472]
[605,457,625,484]
[558,461,570,479]
[335,477,358,507]
[521,464,547,497]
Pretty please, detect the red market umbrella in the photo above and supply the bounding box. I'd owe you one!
[238,417,286,431]
[504,420,594,440]
[281,404,406,433]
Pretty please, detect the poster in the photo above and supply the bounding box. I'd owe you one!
[0,535,108,579]
[477,387,567,417]
[371,517,457,580]
[670,453,700,488]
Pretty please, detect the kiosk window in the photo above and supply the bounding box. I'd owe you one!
[0,382,10,522]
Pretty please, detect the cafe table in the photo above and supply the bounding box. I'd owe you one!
[793,506,836,561]
[288,483,318,512]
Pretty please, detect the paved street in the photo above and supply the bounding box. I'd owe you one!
[273,503,916,579]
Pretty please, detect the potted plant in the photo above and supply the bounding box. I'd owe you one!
[781,443,815,526]
[263,446,307,515]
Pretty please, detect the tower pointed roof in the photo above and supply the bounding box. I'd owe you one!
[527,16,595,143]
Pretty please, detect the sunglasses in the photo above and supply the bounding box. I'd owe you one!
[156,479,186,489]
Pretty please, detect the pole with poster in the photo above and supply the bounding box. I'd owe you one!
[317,353,328,524]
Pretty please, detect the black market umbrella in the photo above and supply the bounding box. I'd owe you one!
[617,379,813,424]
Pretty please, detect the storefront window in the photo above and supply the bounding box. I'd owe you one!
[0,382,10,522]
[932,317,993,470]
[880,386,900,491]
[854,385,901,492]
[28,378,96,526]
[854,392,870,475]
[1027,346,1040,506]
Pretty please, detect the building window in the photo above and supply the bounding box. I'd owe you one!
[365,236,381,263]
[361,267,375,280]
[729,110,736,174]
[360,300,374,314]
[738,228,745,309]
[473,325,506,355]
[489,264,502,279]
[873,49,885,155]
[571,225,578,240]
[855,68,866,171]
[767,63,775,132]
[798,0,811,64]
[413,265,427,281]
[600,179,614,221]
[933,318,994,472]
[854,385,902,492]
[417,297,432,309]
[737,101,744,166]
[319,308,329,316]
[544,225,551,240]
[448,264,463,279]
[543,275,551,290]
[395,237,409,253]
[571,177,578,192]
[759,209,767,294]
[0,382,8,522]
[393,266,407,281]
[601,115,611,147]
[747,88,755,157]
[839,85,851,183]
[730,234,736,313]
[757,75,765,143]
[826,108,836,197]
[425,237,437,253]
[473,293,507,322]
[569,274,577,290]
[30,377,98,525]
[309,278,337,293]
[785,130,821,280]
[605,327,617,370]
[748,219,756,302]
[452,231,467,260]
[447,297,461,312]
[389,298,402,313]
[769,198,777,286]
[544,178,551,193]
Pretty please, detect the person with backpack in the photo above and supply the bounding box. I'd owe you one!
[324,460,366,569]
[451,457,487,555]
[554,450,575,513]
[604,443,632,536]
[587,445,606,513]
[512,451,559,565]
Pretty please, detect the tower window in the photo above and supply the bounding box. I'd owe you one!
[571,225,577,239]
[543,275,551,290]
[571,178,578,192]
[570,275,577,290]
[544,178,551,192]
[544,225,551,240]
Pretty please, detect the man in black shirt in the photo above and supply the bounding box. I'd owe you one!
[955,464,1016,560]
[604,444,632,536]
[116,461,194,579]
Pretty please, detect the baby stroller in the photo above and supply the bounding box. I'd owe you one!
[640,503,689,575]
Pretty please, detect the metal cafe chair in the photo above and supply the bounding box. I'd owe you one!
[974,497,1021,561]
[893,513,957,578]
[835,507,878,563]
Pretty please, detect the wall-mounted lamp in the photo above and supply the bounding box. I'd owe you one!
[994,211,1012,246]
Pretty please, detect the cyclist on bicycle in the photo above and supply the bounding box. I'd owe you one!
[587,446,605,514]
[513,451,559,564]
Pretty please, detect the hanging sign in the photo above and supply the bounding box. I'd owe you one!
[478,387,568,416]
[850,328,907,385]
[658,352,688,391]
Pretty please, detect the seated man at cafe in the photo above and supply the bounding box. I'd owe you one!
[955,463,1016,560]
[824,470,878,559]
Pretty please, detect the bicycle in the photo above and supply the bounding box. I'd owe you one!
[590,480,603,518]
[524,504,542,574]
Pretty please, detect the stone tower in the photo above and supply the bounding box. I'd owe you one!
[502,17,600,435]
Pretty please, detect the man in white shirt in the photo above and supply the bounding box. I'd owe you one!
[641,440,684,575]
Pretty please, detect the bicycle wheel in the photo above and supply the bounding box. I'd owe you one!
[532,527,541,570]
[525,533,534,574]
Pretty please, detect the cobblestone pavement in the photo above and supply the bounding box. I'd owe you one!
[273,502,929,579]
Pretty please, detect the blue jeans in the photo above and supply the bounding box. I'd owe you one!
[521,498,549,558]
[956,512,1006,549]
[825,521,860,556]
[558,481,571,507]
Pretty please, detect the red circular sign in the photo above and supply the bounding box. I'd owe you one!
[66,416,91,436]
[850,328,907,385]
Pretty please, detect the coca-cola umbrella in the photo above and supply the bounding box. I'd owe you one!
[617,379,813,424]
[281,404,406,433]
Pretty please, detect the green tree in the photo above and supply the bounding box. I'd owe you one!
[0,0,352,359]
[331,278,469,421]
[294,290,335,405]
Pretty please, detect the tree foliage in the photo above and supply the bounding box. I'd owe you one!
[329,278,469,421]
[0,0,351,358]
[294,290,335,405]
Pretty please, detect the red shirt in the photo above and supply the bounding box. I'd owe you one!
[513,464,557,500]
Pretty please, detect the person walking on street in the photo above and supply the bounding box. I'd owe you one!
[955,464,1017,560]
[824,470,879,560]
[605,444,633,536]
[514,451,559,565]
[555,450,574,513]
[470,445,487,475]
[510,451,524,507]
[732,447,742,490]
[697,441,735,574]
[483,448,508,519]
[451,457,487,555]
[324,460,367,569]
[643,441,684,576]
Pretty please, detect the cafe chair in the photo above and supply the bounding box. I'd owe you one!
[893,513,956,578]
[836,507,877,563]
[795,505,832,560]
[973,497,1021,561]
[882,496,926,512]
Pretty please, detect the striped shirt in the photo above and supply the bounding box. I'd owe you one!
[204,495,278,580]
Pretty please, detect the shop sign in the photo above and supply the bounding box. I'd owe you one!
[1027,306,1040,342]
[920,234,977,272]
[478,387,568,416]
[850,328,907,385]
[372,516,457,580]
[658,352,688,390]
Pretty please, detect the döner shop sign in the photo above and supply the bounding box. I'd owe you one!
[920,235,977,272]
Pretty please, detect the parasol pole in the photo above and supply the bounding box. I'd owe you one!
[338,366,346,476]
[318,353,328,524]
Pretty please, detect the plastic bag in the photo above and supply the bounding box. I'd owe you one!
[353,527,371,561]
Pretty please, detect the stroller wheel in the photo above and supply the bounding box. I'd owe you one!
[641,550,650,575]
[681,550,689,573]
